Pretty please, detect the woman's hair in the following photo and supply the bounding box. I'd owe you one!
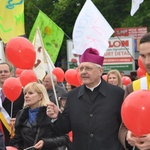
[23,82,50,108]
[107,69,122,88]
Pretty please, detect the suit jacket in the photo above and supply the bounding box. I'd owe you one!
[54,79,125,150]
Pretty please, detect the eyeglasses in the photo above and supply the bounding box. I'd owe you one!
[78,66,99,72]
[0,70,10,74]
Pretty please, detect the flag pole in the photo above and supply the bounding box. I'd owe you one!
[37,28,60,109]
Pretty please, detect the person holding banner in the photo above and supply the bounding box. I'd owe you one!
[47,48,125,150]
[0,62,24,146]
[119,32,150,150]
[10,82,69,150]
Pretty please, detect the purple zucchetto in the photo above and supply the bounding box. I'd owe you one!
[79,48,104,66]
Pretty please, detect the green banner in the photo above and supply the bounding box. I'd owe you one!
[29,10,64,63]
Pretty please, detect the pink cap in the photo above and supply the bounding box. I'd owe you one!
[80,48,104,66]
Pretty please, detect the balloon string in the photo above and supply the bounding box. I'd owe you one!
[11,102,13,118]
[10,102,15,139]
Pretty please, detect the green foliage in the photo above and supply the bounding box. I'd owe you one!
[24,0,150,66]
[24,0,56,37]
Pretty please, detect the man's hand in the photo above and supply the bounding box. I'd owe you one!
[34,140,44,149]
[47,101,59,119]
[126,131,137,147]
[135,134,150,150]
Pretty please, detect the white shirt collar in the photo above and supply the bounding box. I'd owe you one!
[86,80,101,91]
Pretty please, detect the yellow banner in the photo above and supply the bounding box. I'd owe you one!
[0,0,25,43]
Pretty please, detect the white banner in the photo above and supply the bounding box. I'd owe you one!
[33,29,55,80]
[0,41,6,63]
[130,0,144,16]
[72,0,114,56]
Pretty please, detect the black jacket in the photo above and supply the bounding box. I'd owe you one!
[10,106,69,150]
[54,79,125,150]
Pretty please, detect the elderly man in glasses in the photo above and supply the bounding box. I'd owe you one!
[47,48,124,150]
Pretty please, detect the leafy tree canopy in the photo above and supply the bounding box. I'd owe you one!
[24,0,149,66]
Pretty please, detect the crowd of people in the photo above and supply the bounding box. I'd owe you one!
[1,32,150,150]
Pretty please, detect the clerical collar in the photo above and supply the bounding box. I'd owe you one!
[86,80,101,91]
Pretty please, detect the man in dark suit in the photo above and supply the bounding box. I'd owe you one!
[119,32,150,150]
[0,62,24,146]
[47,48,124,150]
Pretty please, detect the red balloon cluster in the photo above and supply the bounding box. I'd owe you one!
[52,67,65,82]
[122,76,132,86]
[121,90,150,136]
[5,37,36,69]
[3,77,22,102]
[65,69,82,87]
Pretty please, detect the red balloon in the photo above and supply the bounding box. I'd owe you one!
[52,67,65,82]
[77,71,82,85]
[121,90,150,136]
[5,37,36,69]
[68,131,73,142]
[122,76,132,86]
[65,69,81,87]
[102,74,107,81]
[6,146,18,150]
[137,67,146,78]
[3,77,22,102]
[20,70,38,87]
[15,68,24,77]
[138,56,146,71]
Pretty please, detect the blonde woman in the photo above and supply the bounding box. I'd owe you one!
[107,69,125,89]
[10,82,69,150]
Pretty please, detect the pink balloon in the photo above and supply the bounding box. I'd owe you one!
[102,74,107,81]
[6,146,18,150]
